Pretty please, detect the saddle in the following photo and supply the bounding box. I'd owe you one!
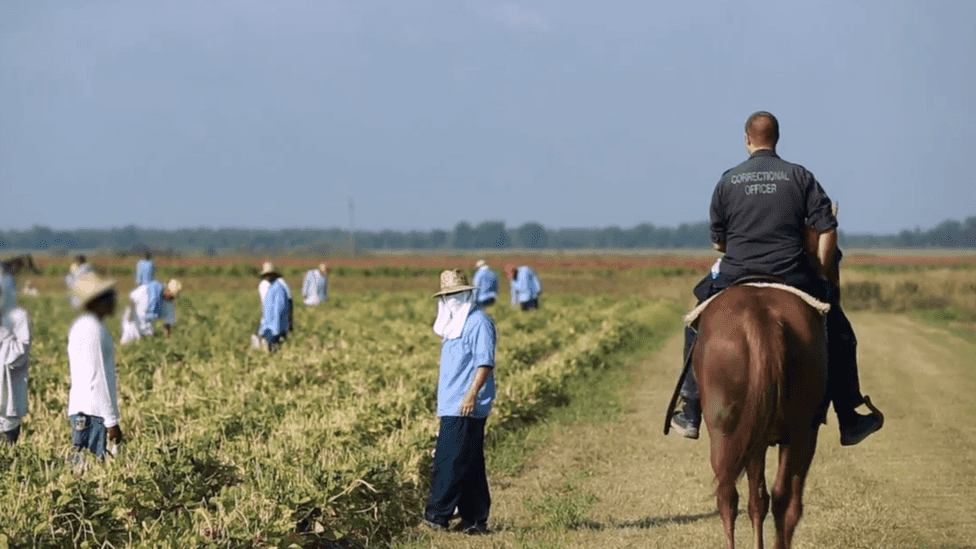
[684,277,830,329]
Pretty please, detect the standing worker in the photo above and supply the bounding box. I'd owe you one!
[505,264,542,311]
[135,252,155,286]
[0,271,32,444]
[254,263,290,352]
[669,111,883,446]
[423,270,496,535]
[472,259,498,307]
[302,263,329,307]
[67,272,123,459]
[258,262,293,338]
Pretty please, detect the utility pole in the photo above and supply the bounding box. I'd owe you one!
[348,197,355,256]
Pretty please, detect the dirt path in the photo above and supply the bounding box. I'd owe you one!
[416,312,976,549]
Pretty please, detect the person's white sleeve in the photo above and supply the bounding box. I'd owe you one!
[0,309,31,370]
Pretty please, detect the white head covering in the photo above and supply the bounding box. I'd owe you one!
[432,290,475,340]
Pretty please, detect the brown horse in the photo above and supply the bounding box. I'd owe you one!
[693,284,829,549]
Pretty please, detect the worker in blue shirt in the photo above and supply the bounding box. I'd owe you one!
[424,269,496,535]
[134,252,155,286]
[472,259,498,307]
[505,264,542,311]
[302,263,329,307]
[258,279,289,353]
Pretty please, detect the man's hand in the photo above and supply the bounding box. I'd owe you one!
[107,425,123,445]
[460,391,476,416]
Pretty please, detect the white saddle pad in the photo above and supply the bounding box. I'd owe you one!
[684,282,831,327]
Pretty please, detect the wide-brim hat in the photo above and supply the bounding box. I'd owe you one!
[70,272,117,309]
[432,269,476,298]
[167,278,183,297]
[475,259,487,269]
[259,261,280,276]
[318,263,328,272]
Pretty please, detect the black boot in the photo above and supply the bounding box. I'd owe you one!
[827,306,884,446]
[671,396,701,439]
[671,327,702,439]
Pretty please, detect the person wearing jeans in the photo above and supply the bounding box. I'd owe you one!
[67,272,123,459]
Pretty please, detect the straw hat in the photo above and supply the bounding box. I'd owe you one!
[259,262,279,276]
[318,263,328,273]
[167,279,183,297]
[475,259,487,269]
[69,272,117,309]
[432,269,476,298]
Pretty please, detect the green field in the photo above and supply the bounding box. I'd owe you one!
[1,288,681,548]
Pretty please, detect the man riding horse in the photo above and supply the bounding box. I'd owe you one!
[670,111,884,447]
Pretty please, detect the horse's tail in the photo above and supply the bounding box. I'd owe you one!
[719,308,786,487]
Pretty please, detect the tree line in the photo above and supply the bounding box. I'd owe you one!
[2,217,975,255]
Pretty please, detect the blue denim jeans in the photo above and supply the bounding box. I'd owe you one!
[425,416,490,530]
[70,413,108,458]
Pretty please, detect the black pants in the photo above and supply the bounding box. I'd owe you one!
[425,416,490,529]
[681,272,864,416]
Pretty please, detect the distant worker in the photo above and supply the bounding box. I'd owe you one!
[67,272,123,459]
[505,264,542,311]
[21,280,39,297]
[0,272,32,444]
[669,111,883,447]
[472,259,498,307]
[423,269,495,534]
[302,263,329,307]
[135,252,155,286]
[65,255,94,307]
[253,263,291,352]
[121,279,182,344]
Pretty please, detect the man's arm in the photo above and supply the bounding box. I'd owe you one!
[460,366,492,415]
[816,228,839,287]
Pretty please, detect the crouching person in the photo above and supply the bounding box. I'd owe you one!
[67,273,123,459]
[424,270,496,535]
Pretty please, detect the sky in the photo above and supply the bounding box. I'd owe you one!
[1,0,974,234]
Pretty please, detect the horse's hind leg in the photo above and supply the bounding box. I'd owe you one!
[770,436,817,549]
[711,443,739,549]
[746,452,770,549]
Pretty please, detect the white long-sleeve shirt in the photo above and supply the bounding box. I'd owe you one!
[0,306,31,427]
[67,313,120,427]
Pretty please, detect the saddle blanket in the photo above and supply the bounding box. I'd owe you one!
[684,282,831,328]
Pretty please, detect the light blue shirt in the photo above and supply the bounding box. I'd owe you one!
[141,280,164,321]
[135,259,156,286]
[260,281,290,340]
[473,266,498,305]
[437,310,496,418]
[509,265,542,305]
[302,269,328,304]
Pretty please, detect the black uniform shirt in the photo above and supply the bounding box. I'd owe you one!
[710,149,837,280]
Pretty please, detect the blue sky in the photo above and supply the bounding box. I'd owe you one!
[2,0,974,234]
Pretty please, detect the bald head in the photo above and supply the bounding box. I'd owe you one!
[745,111,779,150]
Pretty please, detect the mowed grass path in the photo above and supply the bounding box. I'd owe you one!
[399,312,976,549]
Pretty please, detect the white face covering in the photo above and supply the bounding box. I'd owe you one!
[432,290,475,340]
